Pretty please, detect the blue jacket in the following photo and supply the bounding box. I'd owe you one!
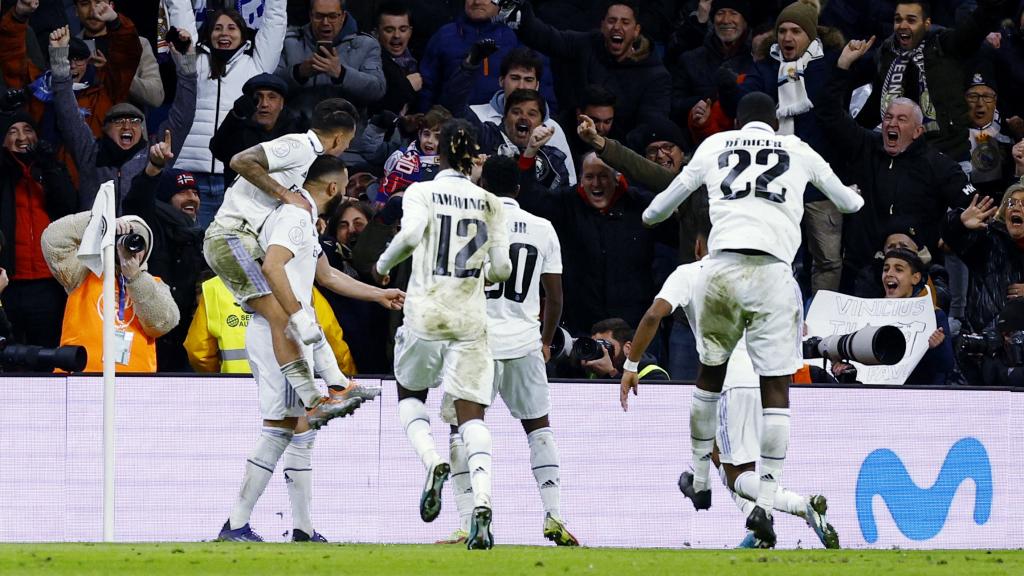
[417,13,558,113]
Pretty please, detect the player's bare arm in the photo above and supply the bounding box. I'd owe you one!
[262,244,302,315]
[315,254,405,310]
[230,145,310,209]
[620,298,673,411]
[540,273,563,363]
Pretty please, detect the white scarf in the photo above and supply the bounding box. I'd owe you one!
[770,38,824,135]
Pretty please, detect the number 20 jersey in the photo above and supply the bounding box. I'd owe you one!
[402,171,508,341]
[485,199,562,360]
[658,121,862,264]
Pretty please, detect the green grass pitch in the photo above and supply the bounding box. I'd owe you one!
[0,544,1021,575]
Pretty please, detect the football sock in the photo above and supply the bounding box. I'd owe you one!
[311,333,345,388]
[229,426,293,530]
[283,429,316,536]
[757,408,791,514]
[690,389,720,492]
[730,487,756,516]
[398,397,441,469]
[449,431,473,533]
[733,470,807,517]
[528,427,561,519]
[281,358,321,408]
[459,419,493,509]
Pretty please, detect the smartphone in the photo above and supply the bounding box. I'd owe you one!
[317,41,334,55]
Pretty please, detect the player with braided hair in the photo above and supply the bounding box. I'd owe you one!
[376,119,512,550]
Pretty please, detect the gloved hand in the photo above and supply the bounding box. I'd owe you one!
[466,38,499,67]
[286,306,323,346]
[232,93,256,119]
[371,109,399,130]
[492,0,525,26]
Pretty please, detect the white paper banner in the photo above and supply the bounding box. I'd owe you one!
[806,289,936,385]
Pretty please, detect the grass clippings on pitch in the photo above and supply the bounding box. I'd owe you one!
[0,544,1020,576]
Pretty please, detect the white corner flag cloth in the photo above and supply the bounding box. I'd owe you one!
[77,180,116,278]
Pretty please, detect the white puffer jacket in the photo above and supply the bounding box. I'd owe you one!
[164,0,286,174]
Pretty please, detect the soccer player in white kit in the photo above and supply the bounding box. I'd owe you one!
[375,120,512,550]
[622,199,839,549]
[204,99,387,429]
[642,93,863,546]
[438,154,578,547]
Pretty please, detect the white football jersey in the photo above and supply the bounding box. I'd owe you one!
[644,122,863,264]
[485,198,562,359]
[655,259,754,392]
[214,130,324,233]
[257,191,321,306]
[379,170,509,341]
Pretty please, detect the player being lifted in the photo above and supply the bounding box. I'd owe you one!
[203,99,397,430]
[438,153,578,547]
[642,93,862,546]
[621,196,839,549]
[375,120,512,550]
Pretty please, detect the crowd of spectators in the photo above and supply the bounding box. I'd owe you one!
[1,0,1023,386]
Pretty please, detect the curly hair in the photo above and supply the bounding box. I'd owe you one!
[439,119,478,176]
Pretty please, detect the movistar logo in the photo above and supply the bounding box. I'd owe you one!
[855,437,992,543]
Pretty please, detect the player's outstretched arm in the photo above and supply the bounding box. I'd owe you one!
[620,298,673,411]
[540,273,563,363]
[229,145,307,208]
[315,254,406,309]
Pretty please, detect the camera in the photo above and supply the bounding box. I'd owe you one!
[803,325,906,366]
[117,232,146,254]
[550,327,614,363]
[957,330,1024,367]
[0,337,87,372]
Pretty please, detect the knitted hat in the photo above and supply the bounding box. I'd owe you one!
[626,119,686,154]
[104,102,146,125]
[242,73,289,99]
[156,169,199,203]
[0,110,36,137]
[776,1,818,43]
[711,0,752,24]
[68,37,91,61]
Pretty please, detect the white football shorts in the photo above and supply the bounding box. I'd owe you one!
[248,316,308,420]
[441,350,550,425]
[697,251,803,376]
[716,386,762,466]
[393,326,493,408]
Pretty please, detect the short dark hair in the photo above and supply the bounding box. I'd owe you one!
[591,317,634,344]
[504,89,547,119]
[500,46,543,79]
[603,0,640,20]
[419,105,452,131]
[310,0,345,12]
[311,98,358,134]
[439,118,479,175]
[579,84,617,109]
[736,92,778,130]
[896,0,931,19]
[481,156,519,198]
[883,248,926,276]
[306,155,348,184]
[376,0,410,26]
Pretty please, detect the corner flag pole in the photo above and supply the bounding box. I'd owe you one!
[102,189,116,542]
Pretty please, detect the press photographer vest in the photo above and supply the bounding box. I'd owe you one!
[201,277,251,374]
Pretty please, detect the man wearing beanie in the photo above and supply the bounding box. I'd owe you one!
[210,73,307,186]
[671,0,753,137]
[0,109,77,354]
[866,0,1007,164]
[725,1,858,297]
[48,24,196,210]
[123,130,207,372]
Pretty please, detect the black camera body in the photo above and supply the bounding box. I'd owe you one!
[958,330,1024,367]
[571,337,614,363]
[0,337,87,372]
[165,26,192,54]
[117,232,146,254]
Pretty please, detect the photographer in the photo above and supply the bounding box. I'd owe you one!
[557,317,668,380]
[944,186,1024,385]
[40,211,179,373]
[0,108,77,350]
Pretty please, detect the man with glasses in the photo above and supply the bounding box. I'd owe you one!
[277,0,386,117]
[962,69,1017,201]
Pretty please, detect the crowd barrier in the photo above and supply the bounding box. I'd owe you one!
[0,376,1018,548]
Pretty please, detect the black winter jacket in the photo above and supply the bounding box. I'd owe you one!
[943,211,1024,333]
[670,31,752,127]
[0,147,77,274]
[817,66,973,273]
[209,104,308,186]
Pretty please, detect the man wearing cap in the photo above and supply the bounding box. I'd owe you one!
[670,0,753,137]
[865,0,1006,164]
[0,109,77,352]
[48,23,197,210]
[210,73,307,186]
[123,131,207,371]
[962,68,1016,200]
